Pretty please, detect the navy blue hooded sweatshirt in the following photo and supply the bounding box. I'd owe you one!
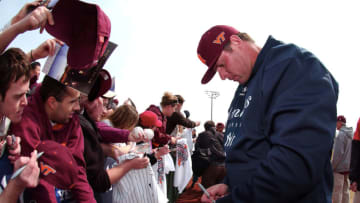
[218,36,338,203]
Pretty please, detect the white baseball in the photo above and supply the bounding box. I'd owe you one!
[131,126,144,139]
[143,129,154,140]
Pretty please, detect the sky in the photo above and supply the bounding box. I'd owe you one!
[1,0,359,131]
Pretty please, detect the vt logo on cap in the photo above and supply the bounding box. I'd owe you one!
[40,162,56,176]
[213,32,225,45]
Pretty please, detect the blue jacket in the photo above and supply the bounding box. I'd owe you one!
[218,36,338,203]
[0,151,13,194]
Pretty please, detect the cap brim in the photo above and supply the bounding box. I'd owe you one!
[87,69,112,101]
[97,69,112,96]
[103,90,116,98]
[155,120,162,127]
[201,65,217,84]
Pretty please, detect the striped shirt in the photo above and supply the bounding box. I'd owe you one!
[112,153,167,203]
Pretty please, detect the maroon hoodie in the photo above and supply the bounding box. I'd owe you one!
[96,121,129,143]
[10,86,96,203]
[146,105,171,147]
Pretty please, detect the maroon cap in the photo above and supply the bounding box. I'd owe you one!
[36,140,79,189]
[113,98,119,106]
[88,69,112,101]
[216,122,225,128]
[337,115,346,123]
[197,25,239,84]
[45,0,111,69]
[216,122,225,132]
[140,111,162,128]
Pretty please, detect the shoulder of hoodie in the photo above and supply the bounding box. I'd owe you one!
[262,40,321,73]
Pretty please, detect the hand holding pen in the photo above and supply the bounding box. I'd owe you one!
[7,135,21,164]
[10,0,54,34]
[11,150,42,188]
[199,183,230,203]
[198,183,216,203]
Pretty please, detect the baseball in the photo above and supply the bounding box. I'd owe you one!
[130,126,144,139]
[143,129,154,140]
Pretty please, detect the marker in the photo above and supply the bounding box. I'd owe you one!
[197,183,216,203]
[10,151,44,180]
[10,134,16,146]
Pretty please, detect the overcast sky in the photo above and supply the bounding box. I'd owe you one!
[1,0,359,131]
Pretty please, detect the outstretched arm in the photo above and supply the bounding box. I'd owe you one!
[0,3,54,54]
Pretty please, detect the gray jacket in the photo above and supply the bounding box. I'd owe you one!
[332,126,353,173]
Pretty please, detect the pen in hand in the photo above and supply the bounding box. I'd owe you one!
[198,183,216,203]
[10,151,44,180]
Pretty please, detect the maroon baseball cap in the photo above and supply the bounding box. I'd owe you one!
[140,111,162,128]
[45,0,111,69]
[197,25,239,84]
[88,69,112,101]
[337,115,346,123]
[36,140,79,189]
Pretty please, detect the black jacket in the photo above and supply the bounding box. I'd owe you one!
[80,112,111,193]
[195,127,225,165]
[166,111,197,134]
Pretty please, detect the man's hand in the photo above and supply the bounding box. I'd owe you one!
[28,38,63,62]
[351,182,358,192]
[7,136,21,163]
[113,145,132,157]
[101,143,132,164]
[201,184,229,203]
[128,127,145,143]
[11,0,42,25]
[13,150,40,188]
[170,136,179,145]
[127,156,149,169]
[154,145,170,159]
[14,5,54,34]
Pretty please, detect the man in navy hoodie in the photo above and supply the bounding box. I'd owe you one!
[197,25,338,203]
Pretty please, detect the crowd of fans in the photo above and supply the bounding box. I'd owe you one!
[0,1,221,202]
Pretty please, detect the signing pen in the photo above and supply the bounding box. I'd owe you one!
[198,183,216,203]
[10,151,44,180]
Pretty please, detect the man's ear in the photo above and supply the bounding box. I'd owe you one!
[230,34,242,45]
[47,96,58,111]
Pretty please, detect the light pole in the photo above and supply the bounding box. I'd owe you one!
[205,90,220,121]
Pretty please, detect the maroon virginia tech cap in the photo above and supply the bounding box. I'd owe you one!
[337,115,346,123]
[87,69,112,101]
[197,25,239,84]
[45,0,111,69]
[36,140,79,189]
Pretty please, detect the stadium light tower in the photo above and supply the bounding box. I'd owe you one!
[205,90,220,121]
